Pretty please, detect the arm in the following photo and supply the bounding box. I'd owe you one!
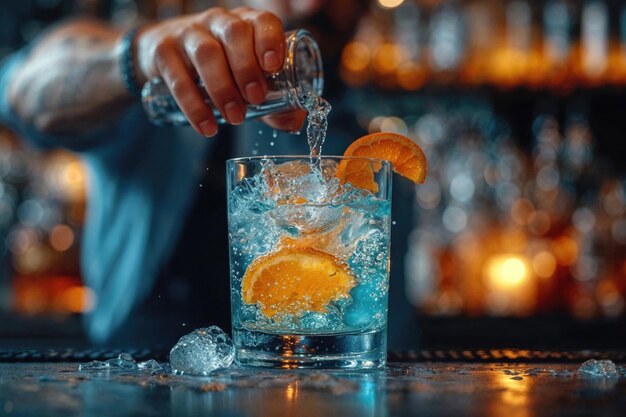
[7,19,132,135]
[7,7,303,142]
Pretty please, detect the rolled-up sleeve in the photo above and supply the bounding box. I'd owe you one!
[0,48,126,153]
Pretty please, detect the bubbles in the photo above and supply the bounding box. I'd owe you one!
[229,158,391,335]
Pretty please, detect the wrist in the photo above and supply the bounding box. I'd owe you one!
[118,27,144,98]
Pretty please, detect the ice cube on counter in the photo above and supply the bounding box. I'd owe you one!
[79,353,163,372]
[78,360,110,371]
[137,359,163,371]
[577,359,620,378]
[169,326,235,376]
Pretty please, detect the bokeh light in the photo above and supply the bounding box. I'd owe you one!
[49,224,74,252]
[532,251,557,279]
[486,255,530,288]
[377,0,404,9]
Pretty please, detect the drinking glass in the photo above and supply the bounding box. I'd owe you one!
[226,156,392,369]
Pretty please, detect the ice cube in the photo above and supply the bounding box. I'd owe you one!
[169,326,235,375]
[299,309,342,332]
[577,359,620,378]
[104,353,138,369]
[137,359,163,371]
[78,360,109,371]
[263,160,311,194]
[270,204,342,235]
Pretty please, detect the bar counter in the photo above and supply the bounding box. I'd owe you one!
[1,354,625,417]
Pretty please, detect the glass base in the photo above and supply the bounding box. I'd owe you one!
[233,327,387,369]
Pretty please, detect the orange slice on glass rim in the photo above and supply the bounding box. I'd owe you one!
[241,247,356,319]
[336,132,428,192]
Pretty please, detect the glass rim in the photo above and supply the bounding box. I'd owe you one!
[226,155,392,167]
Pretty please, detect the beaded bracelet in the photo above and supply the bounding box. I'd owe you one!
[119,27,142,98]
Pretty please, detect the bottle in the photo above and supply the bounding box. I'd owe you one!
[141,29,324,126]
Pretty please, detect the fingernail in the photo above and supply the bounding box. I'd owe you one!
[224,102,245,125]
[245,82,265,104]
[199,120,217,137]
[263,50,281,71]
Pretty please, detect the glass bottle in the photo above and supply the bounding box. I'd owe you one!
[141,29,324,126]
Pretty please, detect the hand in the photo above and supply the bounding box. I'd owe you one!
[135,7,291,137]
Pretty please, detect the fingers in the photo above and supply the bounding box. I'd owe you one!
[183,27,246,125]
[154,37,217,137]
[140,7,288,133]
[206,14,267,108]
[231,8,285,74]
[261,109,307,132]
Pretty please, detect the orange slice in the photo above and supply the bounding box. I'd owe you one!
[336,132,428,192]
[241,247,356,319]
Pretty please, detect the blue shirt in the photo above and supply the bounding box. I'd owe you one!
[0,49,212,343]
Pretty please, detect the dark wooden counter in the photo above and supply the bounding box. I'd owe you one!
[1,361,625,417]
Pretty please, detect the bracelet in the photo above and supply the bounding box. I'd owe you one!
[119,27,142,98]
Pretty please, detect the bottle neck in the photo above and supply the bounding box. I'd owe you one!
[282,29,324,110]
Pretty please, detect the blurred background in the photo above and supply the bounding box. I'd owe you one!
[1,0,625,349]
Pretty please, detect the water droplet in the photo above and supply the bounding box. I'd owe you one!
[392,221,397,225]
[258,130,263,135]
[182,323,187,327]
[199,184,203,188]
[272,130,278,138]
[270,141,275,146]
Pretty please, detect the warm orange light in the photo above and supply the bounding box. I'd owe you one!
[511,199,534,225]
[378,0,404,9]
[532,251,557,279]
[285,383,298,401]
[552,236,578,266]
[373,43,405,74]
[46,153,87,202]
[488,47,529,88]
[396,62,426,90]
[342,41,371,72]
[50,225,74,252]
[59,286,96,313]
[486,255,529,288]
[19,286,47,315]
[493,370,532,409]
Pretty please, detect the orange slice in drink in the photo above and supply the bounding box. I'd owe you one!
[241,247,356,319]
[336,132,428,192]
